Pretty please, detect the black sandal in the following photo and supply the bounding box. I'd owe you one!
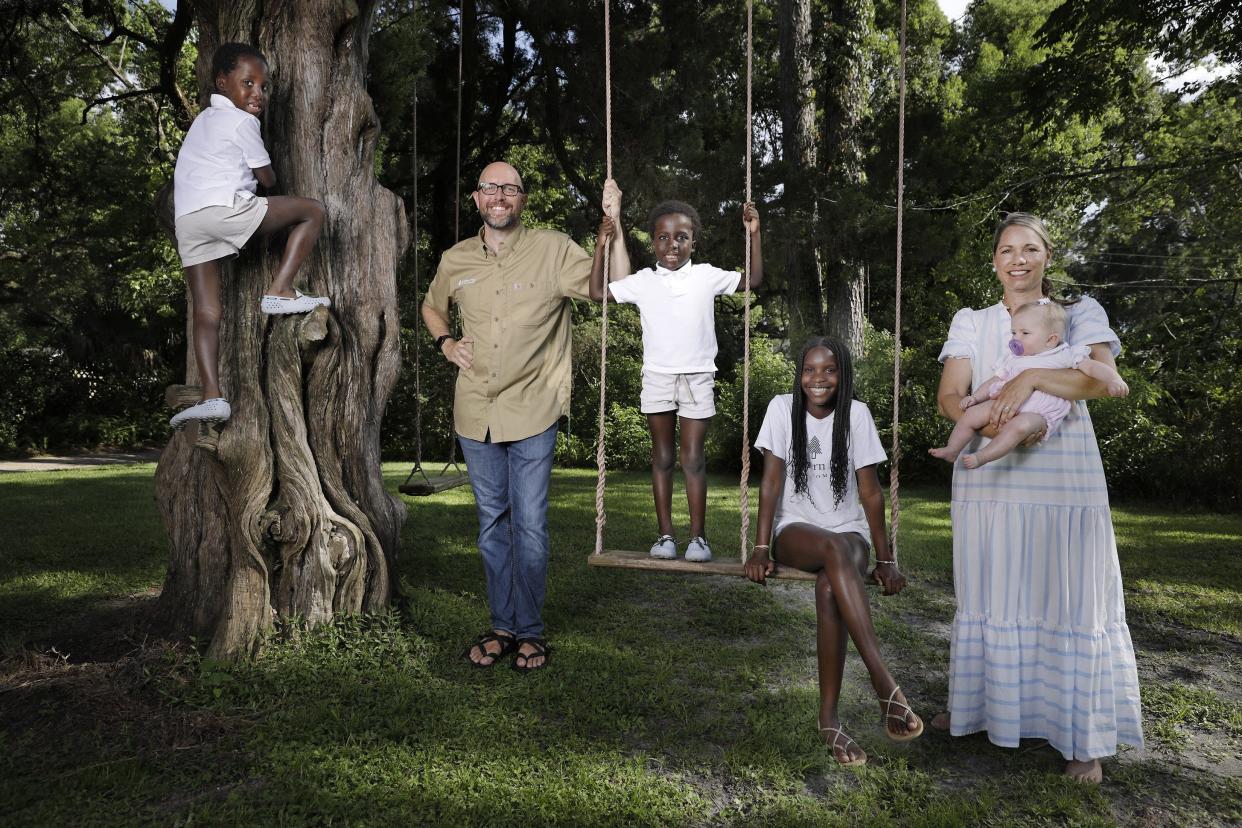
[511,637,551,673]
[463,630,517,667]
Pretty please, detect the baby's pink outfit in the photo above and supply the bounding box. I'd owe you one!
[985,344,1092,439]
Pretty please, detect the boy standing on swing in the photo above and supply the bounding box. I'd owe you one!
[422,162,628,672]
[590,195,762,562]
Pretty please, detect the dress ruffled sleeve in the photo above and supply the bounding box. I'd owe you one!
[1066,296,1120,357]
[1066,343,1094,367]
[938,307,977,363]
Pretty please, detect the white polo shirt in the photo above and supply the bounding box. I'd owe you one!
[173,94,272,219]
[607,261,739,373]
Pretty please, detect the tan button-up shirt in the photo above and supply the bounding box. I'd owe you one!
[425,224,592,442]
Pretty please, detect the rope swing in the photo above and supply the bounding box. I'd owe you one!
[399,11,469,497]
[587,0,908,579]
[592,0,613,557]
[587,0,811,579]
[889,0,908,560]
[738,0,754,565]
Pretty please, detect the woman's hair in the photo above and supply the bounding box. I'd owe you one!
[992,212,1079,305]
[790,336,854,506]
[647,200,703,241]
[211,42,268,83]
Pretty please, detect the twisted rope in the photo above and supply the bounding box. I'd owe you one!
[889,0,908,561]
[447,6,470,469]
[740,0,754,564]
[412,88,424,469]
[593,0,613,556]
[454,6,463,243]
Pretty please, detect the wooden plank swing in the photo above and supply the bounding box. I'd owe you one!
[588,549,817,582]
[587,0,910,580]
[398,34,470,498]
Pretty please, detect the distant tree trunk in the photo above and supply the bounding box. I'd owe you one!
[821,0,871,354]
[153,0,407,660]
[779,0,825,349]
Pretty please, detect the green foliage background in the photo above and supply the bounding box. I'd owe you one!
[0,0,1237,507]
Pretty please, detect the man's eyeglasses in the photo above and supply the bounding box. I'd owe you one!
[476,182,524,197]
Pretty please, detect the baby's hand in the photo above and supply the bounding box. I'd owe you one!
[960,395,977,410]
[602,178,623,221]
[1107,378,1129,397]
[597,215,615,243]
[742,201,760,233]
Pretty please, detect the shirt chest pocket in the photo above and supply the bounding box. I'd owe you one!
[450,278,489,329]
[506,277,556,328]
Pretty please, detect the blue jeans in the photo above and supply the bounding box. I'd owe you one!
[457,422,558,640]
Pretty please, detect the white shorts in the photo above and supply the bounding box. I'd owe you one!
[175,195,268,267]
[640,369,715,418]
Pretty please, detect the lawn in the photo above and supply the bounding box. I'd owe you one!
[1,462,1239,826]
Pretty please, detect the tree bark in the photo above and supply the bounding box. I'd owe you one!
[779,0,825,349]
[820,0,871,354]
[153,0,407,660]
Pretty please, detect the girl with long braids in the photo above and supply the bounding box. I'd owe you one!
[746,337,923,767]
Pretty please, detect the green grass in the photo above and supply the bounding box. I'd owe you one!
[1,463,1240,825]
[0,464,167,646]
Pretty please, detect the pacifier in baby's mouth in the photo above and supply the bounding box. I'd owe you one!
[1009,339,1025,356]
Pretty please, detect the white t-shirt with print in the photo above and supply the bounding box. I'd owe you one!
[173,94,273,219]
[607,261,739,373]
[754,395,887,543]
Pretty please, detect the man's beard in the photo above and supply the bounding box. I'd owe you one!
[481,209,519,231]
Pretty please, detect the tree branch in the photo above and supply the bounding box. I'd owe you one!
[159,0,195,126]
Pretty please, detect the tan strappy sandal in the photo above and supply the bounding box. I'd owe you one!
[880,685,924,742]
[819,725,868,767]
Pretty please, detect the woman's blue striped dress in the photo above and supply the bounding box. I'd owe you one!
[938,297,1144,760]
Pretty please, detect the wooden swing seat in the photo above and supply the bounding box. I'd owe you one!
[399,470,469,497]
[588,549,816,581]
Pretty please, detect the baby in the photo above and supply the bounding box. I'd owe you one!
[930,300,1128,469]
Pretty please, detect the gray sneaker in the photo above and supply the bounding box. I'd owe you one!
[649,534,677,559]
[685,536,713,562]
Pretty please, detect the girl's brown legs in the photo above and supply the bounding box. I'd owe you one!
[255,195,326,296]
[775,526,918,737]
[185,260,223,400]
[774,534,861,763]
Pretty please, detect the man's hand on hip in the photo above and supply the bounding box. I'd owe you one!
[444,335,475,370]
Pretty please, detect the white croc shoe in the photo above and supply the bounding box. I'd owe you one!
[261,290,330,315]
[649,535,677,560]
[169,397,231,430]
[684,536,713,563]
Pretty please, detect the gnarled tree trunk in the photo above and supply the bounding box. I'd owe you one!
[779,0,825,349]
[153,0,407,660]
[821,0,871,354]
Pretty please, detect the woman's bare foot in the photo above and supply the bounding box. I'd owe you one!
[930,711,951,732]
[1065,758,1102,784]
